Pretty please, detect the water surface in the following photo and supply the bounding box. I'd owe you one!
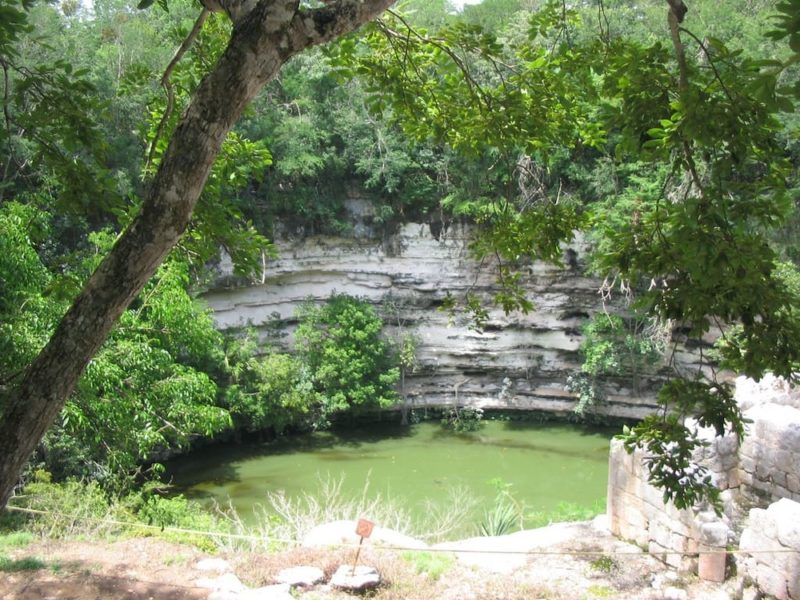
[167,419,613,529]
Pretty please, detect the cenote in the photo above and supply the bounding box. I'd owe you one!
[167,417,614,537]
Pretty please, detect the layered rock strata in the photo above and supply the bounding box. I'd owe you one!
[205,220,673,419]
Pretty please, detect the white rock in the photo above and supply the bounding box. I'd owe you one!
[240,583,294,600]
[590,514,611,533]
[700,522,730,548]
[302,520,427,550]
[662,587,688,600]
[769,498,800,551]
[208,591,240,600]
[329,565,381,591]
[194,558,233,573]
[195,572,246,593]
[274,566,325,587]
[433,521,594,574]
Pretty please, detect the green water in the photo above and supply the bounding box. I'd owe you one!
[167,420,613,527]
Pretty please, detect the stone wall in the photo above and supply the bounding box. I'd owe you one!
[607,375,800,597]
[606,438,729,576]
[204,219,686,419]
[739,499,800,600]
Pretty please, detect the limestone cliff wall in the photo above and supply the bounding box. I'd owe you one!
[204,220,669,419]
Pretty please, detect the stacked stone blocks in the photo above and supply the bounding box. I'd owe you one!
[608,375,800,597]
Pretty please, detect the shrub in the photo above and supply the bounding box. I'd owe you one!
[441,406,484,432]
[295,294,400,425]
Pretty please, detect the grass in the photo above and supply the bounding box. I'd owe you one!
[589,555,617,574]
[526,499,606,529]
[586,584,614,598]
[401,550,455,581]
[0,531,34,548]
[0,555,48,572]
[214,474,478,552]
[479,498,520,537]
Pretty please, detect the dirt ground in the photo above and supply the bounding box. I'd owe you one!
[0,532,740,600]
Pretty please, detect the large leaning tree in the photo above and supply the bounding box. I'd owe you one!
[1,0,798,512]
[0,0,395,509]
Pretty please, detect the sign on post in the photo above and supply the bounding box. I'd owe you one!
[352,518,375,574]
[356,518,374,539]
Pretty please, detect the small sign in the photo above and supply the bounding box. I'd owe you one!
[356,518,374,538]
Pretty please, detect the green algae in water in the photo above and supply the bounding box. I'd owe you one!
[166,420,613,534]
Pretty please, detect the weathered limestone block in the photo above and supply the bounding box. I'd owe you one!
[700,521,730,548]
[740,500,800,600]
[757,563,789,600]
[735,374,800,411]
[302,520,428,550]
[196,573,246,593]
[650,521,672,549]
[274,566,325,587]
[772,499,800,551]
[330,565,380,592]
[195,558,233,573]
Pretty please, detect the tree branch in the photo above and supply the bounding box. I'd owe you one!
[146,8,210,173]
[291,0,395,50]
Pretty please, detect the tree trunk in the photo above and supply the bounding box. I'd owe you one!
[0,0,394,509]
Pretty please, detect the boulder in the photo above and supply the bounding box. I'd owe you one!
[195,572,246,593]
[274,566,325,587]
[330,565,381,592]
[194,558,233,573]
[240,583,294,600]
[302,520,427,549]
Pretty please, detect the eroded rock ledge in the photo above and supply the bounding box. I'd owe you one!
[204,219,700,420]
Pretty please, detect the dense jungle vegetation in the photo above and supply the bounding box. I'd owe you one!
[1,0,799,513]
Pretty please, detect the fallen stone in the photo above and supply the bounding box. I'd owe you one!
[740,584,761,600]
[240,583,294,599]
[651,571,681,590]
[329,565,381,592]
[433,520,597,574]
[770,498,800,550]
[700,522,730,548]
[195,558,233,573]
[208,591,239,600]
[662,587,688,600]
[274,566,325,587]
[302,520,427,550]
[195,572,246,593]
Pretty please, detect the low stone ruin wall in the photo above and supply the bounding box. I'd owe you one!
[607,375,800,598]
[607,438,729,578]
[739,499,800,599]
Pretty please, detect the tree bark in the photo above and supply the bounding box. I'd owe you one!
[0,0,395,509]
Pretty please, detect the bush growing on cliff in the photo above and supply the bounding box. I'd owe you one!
[568,314,665,417]
[223,332,315,434]
[295,294,400,426]
[441,406,485,432]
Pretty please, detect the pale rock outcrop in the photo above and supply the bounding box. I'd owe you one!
[204,219,683,419]
[302,519,428,550]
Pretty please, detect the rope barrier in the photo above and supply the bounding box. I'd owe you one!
[4,504,799,558]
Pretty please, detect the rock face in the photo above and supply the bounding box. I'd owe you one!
[204,219,672,419]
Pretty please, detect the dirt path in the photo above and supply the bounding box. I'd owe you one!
[0,538,209,600]
[0,527,739,599]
